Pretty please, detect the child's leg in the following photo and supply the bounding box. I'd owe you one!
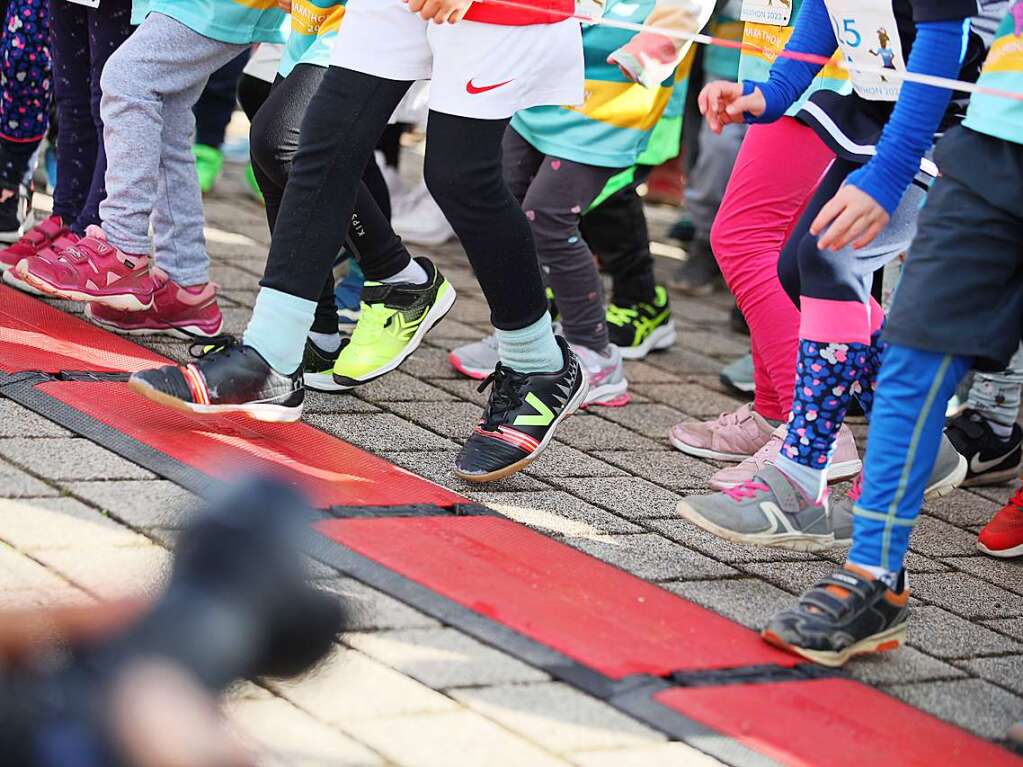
[98,12,245,260]
[77,0,133,234]
[0,0,51,188]
[711,118,835,423]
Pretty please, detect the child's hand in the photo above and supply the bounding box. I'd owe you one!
[404,0,474,23]
[811,184,890,252]
[698,81,765,133]
[608,32,678,89]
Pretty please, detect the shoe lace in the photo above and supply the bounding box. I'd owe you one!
[478,364,527,431]
[348,301,391,346]
[723,480,769,501]
[606,303,638,327]
[188,333,238,359]
[848,472,863,502]
[1008,484,1023,513]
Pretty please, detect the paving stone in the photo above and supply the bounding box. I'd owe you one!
[592,450,718,491]
[885,679,1023,740]
[452,682,663,753]
[343,709,570,767]
[0,459,58,498]
[644,518,823,564]
[908,515,985,558]
[208,263,264,289]
[908,605,1023,658]
[678,329,750,360]
[553,413,665,452]
[0,400,72,437]
[0,438,154,480]
[946,556,1023,596]
[427,317,488,342]
[566,533,737,581]
[0,539,73,591]
[664,578,796,630]
[270,647,456,724]
[302,391,381,414]
[962,656,1023,696]
[911,572,1023,619]
[568,742,725,767]
[618,360,682,384]
[591,403,684,448]
[738,560,847,594]
[304,413,456,452]
[401,345,462,379]
[550,477,683,520]
[62,480,199,529]
[468,491,642,536]
[0,496,149,549]
[641,347,723,376]
[385,401,478,440]
[525,445,630,479]
[630,382,742,418]
[346,627,547,689]
[816,548,949,573]
[982,617,1023,642]
[355,371,457,403]
[321,578,440,631]
[34,545,171,599]
[446,297,493,325]
[845,645,966,686]
[378,450,549,492]
[138,340,191,364]
[925,491,1002,528]
[227,696,384,767]
[426,376,492,407]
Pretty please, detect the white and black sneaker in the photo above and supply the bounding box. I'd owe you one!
[303,337,347,393]
[946,409,1023,486]
[0,181,33,244]
[454,336,588,482]
[129,339,304,422]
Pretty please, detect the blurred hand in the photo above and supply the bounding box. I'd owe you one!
[403,0,474,23]
[698,80,765,133]
[277,0,291,11]
[608,32,678,88]
[811,184,890,252]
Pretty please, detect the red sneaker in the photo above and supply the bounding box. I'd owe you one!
[0,214,69,272]
[85,267,223,339]
[2,228,81,296]
[15,225,152,310]
[977,483,1023,558]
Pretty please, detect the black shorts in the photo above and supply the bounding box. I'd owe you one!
[885,126,1023,371]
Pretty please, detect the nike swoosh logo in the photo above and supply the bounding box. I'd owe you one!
[971,450,1018,474]
[466,78,513,95]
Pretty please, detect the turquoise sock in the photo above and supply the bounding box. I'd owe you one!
[495,313,563,374]
[243,287,317,374]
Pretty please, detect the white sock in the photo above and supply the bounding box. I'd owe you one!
[775,455,827,505]
[849,561,903,592]
[382,259,428,286]
[987,418,1015,440]
[308,331,341,353]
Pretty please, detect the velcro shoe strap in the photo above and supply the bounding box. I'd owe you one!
[754,465,807,514]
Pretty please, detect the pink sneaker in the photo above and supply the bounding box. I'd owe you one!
[15,225,152,310]
[668,403,776,461]
[2,229,81,296]
[85,268,223,339]
[710,423,862,490]
[0,214,68,272]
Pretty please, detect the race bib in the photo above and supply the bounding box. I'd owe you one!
[740,0,793,27]
[823,0,905,101]
[65,0,101,6]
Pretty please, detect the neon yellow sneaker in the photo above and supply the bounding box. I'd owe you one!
[333,257,455,388]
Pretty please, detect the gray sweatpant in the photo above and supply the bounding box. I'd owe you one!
[99,13,246,286]
[967,342,1023,428]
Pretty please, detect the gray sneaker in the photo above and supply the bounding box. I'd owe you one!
[676,465,845,551]
[449,333,499,380]
[571,343,630,408]
[830,433,970,531]
[720,353,755,395]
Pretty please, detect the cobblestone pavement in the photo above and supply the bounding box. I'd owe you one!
[1,164,1022,764]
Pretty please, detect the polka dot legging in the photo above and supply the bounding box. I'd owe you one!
[0,0,51,186]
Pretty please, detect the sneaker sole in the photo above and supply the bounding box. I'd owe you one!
[924,453,968,502]
[618,322,677,361]
[20,269,153,311]
[128,376,303,423]
[675,498,842,552]
[761,621,906,668]
[333,282,457,389]
[448,352,492,380]
[582,378,630,409]
[86,306,225,340]
[304,371,349,393]
[977,540,1023,558]
[453,375,590,483]
[962,461,1023,488]
[2,267,45,295]
[709,458,863,491]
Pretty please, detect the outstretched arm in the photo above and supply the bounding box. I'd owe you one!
[608,0,716,88]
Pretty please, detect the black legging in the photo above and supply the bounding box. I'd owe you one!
[247,64,406,334]
[261,65,549,331]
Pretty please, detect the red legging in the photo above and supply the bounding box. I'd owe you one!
[710,117,835,422]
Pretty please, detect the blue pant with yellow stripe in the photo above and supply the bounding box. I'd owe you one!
[849,344,972,572]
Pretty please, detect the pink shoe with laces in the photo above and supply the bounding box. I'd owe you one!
[668,403,776,462]
[710,423,862,491]
[85,267,224,339]
[15,225,152,310]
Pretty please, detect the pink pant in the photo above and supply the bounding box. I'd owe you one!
[710,118,834,422]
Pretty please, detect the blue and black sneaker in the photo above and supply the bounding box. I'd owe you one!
[762,565,910,667]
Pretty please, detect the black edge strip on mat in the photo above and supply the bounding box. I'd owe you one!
[670,662,845,688]
[328,502,494,519]
[301,528,787,767]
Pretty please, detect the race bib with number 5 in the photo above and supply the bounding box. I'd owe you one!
[823,0,905,101]
[740,0,792,27]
